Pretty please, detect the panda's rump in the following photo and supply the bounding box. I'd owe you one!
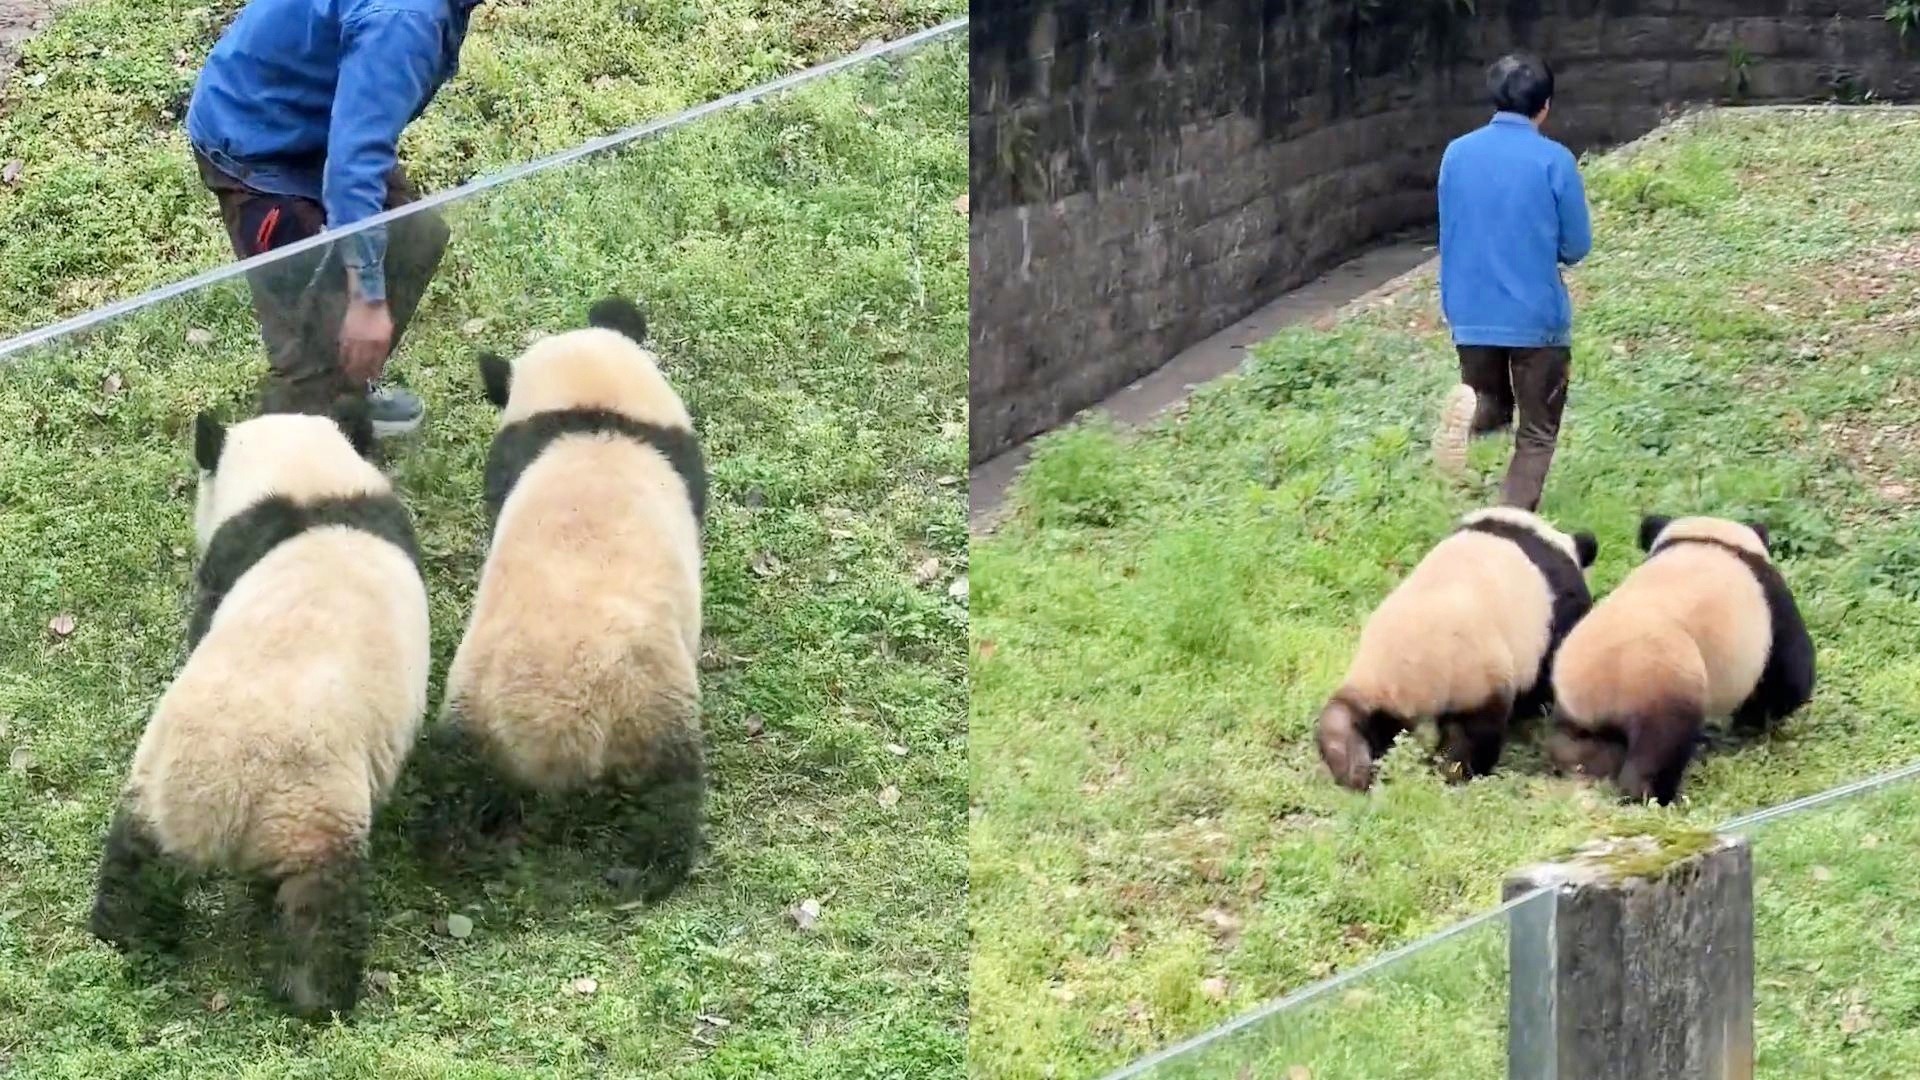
[1347,533,1555,718]
[1552,597,1709,725]
[128,531,427,870]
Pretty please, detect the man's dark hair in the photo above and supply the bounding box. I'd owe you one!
[1488,53,1554,117]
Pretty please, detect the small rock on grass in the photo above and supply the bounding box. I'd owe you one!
[46,614,76,639]
[186,328,214,347]
[442,913,474,939]
[571,976,598,996]
[788,898,822,931]
[876,784,901,809]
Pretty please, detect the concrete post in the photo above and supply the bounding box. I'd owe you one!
[1505,833,1755,1080]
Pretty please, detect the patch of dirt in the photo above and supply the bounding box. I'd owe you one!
[1752,236,1920,342]
[1821,389,1920,508]
[0,0,60,100]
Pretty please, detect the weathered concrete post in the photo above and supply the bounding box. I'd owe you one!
[1505,832,1755,1080]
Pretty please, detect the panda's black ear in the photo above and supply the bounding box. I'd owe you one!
[330,396,375,459]
[587,296,648,344]
[194,411,226,472]
[1572,531,1598,568]
[1746,521,1772,553]
[479,352,513,409]
[1637,515,1672,553]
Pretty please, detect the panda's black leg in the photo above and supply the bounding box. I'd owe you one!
[410,719,526,860]
[605,731,707,902]
[1315,697,1404,791]
[89,804,188,955]
[268,848,370,1022]
[1616,701,1705,806]
[1436,697,1513,783]
[1732,642,1817,739]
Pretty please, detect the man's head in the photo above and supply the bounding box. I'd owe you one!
[1488,53,1554,127]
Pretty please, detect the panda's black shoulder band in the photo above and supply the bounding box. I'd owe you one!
[1651,536,1799,617]
[188,493,422,648]
[1459,517,1594,636]
[483,408,707,528]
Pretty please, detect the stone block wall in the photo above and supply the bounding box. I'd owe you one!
[969,0,1919,464]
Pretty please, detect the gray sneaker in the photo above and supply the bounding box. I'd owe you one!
[367,381,425,438]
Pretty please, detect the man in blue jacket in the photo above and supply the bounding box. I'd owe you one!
[1432,53,1593,512]
[187,0,486,435]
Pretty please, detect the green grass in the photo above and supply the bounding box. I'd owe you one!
[970,107,1920,1079]
[0,34,967,1079]
[0,0,961,336]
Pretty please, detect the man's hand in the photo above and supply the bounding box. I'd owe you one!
[340,297,394,382]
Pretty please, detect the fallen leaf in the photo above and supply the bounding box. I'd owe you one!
[207,992,229,1012]
[913,557,941,584]
[696,1013,731,1028]
[444,913,474,939]
[885,742,909,757]
[1200,976,1229,1001]
[934,475,959,487]
[185,328,214,347]
[876,784,901,809]
[749,551,783,578]
[789,897,822,931]
[171,546,187,559]
[8,748,33,773]
[47,614,76,638]
[744,715,765,738]
[571,976,598,995]
[1,159,20,185]
[100,372,124,396]
[461,317,487,337]
[953,192,970,216]
[948,575,969,603]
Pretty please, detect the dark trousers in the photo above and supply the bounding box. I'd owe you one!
[195,152,449,415]
[1456,344,1570,513]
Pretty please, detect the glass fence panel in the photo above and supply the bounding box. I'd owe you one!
[0,29,966,1078]
[1738,768,1920,1079]
[1099,888,1548,1080]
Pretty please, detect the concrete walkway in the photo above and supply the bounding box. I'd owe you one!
[969,228,1438,531]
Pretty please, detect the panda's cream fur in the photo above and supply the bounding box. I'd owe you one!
[1317,507,1597,791]
[1548,514,1815,805]
[439,298,704,891]
[91,409,429,1020]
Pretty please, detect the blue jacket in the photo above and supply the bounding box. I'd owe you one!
[187,0,483,302]
[1437,113,1593,348]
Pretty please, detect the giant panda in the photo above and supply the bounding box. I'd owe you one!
[1546,514,1815,805]
[88,404,429,1021]
[436,295,705,897]
[1316,507,1599,791]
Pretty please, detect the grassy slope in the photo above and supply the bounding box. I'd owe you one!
[971,108,1920,1079]
[0,0,960,336]
[0,31,967,1080]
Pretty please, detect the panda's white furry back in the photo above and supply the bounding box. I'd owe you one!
[441,297,706,881]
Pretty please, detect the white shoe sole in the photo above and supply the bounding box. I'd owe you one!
[371,413,425,439]
[1432,384,1476,476]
